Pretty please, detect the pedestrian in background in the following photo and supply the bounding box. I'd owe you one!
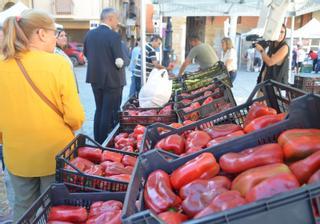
[179,35,219,76]
[221,37,237,83]
[55,29,79,92]
[129,38,141,97]
[296,44,306,74]
[84,8,125,144]
[245,46,255,72]
[133,35,164,93]
[308,50,318,72]
[0,10,84,221]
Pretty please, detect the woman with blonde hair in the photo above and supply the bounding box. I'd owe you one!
[0,10,84,221]
[221,37,238,83]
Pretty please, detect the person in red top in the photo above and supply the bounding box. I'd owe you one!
[309,50,318,72]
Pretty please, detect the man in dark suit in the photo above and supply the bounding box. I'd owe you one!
[84,8,126,144]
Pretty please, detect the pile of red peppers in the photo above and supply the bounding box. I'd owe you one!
[47,200,123,224]
[144,128,320,223]
[155,102,287,156]
[66,146,137,183]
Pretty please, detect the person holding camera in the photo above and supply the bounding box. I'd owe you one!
[255,24,289,84]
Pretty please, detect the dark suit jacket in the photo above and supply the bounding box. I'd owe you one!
[83,25,126,89]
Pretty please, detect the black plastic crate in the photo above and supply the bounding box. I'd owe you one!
[175,82,217,102]
[119,106,178,130]
[174,85,225,110]
[176,86,236,121]
[182,61,232,91]
[122,95,175,111]
[56,134,137,192]
[141,80,307,154]
[122,94,320,224]
[18,183,125,224]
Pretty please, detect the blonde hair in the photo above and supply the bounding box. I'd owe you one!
[222,37,234,51]
[1,9,54,60]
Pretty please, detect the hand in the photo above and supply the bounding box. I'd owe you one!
[255,44,264,54]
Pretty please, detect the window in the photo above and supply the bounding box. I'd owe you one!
[54,0,73,15]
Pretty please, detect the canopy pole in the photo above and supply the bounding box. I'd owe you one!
[140,0,147,86]
[288,16,295,84]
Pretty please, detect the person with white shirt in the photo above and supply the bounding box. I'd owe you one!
[221,37,237,83]
[296,44,306,74]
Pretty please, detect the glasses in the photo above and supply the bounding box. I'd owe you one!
[37,28,59,36]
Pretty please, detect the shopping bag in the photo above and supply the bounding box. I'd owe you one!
[139,69,172,108]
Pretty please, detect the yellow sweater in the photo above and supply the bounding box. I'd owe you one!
[0,50,85,177]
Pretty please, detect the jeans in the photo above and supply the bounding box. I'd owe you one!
[134,76,142,94]
[229,70,237,83]
[8,171,55,222]
[129,73,136,97]
[92,86,123,144]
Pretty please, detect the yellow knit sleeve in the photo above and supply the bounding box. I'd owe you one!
[58,61,85,131]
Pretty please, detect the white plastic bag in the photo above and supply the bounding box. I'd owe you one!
[139,68,172,108]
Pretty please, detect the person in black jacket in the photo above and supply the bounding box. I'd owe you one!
[83,8,125,144]
[255,24,289,85]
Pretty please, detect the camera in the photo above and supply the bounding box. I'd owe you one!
[245,35,271,49]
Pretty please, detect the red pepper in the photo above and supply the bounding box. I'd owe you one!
[308,169,320,184]
[78,147,102,163]
[186,131,211,152]
[86,210,121,224]
[183,102,201,121]
[204,90,213,96]
[114,133,129,143]
[114,137,135,150]
[66,157,94,172]
[89,200,122,217]
[133,124,146,137]
[101,151,123,163]
[204,124,242,139]
[121,145,134,152]
[155,138,166,149]
[202,96,214,106]
[244,113,286,133]
[48,206,88,222]
[206,130,245,148]
[84,165,104,176]
[122,155,137,167]
[108,174,131,182]
[194,191,247,219]
[144,170,181,214]
[199,164,220,179]
[159,105,173,115]
[245,173,300,202]
[244,102,277,127]
[179,176,231,199]
[289,150,320,184]
[170,123,184,129]
[278,129,320,161]
[101,161,131,176]
[220,143,284,173]
[160,134,186,155]
[138,110,158,116]
[179,178,229,217]
[170,153,219,190]
[125,166,134,173]
[182,99,192,105]
[158,211,188,224]
[231,163,291,196]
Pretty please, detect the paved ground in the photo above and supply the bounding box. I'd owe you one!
[2,66,259,223]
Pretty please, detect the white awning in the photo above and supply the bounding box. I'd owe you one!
[157,0,320,17]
